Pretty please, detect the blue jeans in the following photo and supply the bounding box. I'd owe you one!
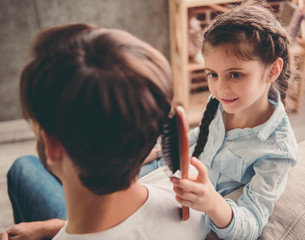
[7,155,165,223]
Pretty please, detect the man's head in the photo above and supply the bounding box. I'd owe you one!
[20,24,173,195]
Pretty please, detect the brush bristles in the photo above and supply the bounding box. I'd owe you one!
[161,115,180,173]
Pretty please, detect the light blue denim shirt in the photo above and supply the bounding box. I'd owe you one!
[188,89,298,240]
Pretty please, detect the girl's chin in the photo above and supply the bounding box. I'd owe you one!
[223,109,237,114]
[222,105,240,114]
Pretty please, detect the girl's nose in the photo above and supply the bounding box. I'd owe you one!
[217,77,230,93]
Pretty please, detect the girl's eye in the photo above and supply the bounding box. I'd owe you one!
[230,72,241,79]
[207,72,218,79]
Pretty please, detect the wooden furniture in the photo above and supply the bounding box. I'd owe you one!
[285,0,305,113]
[169,0,305,126]
[287,41,305,113]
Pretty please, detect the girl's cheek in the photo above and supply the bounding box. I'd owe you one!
[208,84,217,97]
[207,80,214,91]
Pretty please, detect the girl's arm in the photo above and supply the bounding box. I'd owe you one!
[171,156,295,239]
[2,219,65,240]
[217,157,295,239]
[171,157,233,228]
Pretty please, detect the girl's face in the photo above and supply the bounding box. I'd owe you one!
[204,44,272,116]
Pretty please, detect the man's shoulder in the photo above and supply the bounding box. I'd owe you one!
[53,166,209,240]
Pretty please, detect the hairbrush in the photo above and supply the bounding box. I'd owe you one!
[161,105,190,221]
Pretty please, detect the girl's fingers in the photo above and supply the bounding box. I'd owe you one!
[171,176,205,193]
[175,195,193,207]
[174,187,200,203]
[173,184,193,197]
[190,157,209,183]
[172,180,206,205]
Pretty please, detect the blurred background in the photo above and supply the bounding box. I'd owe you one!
[0,0,170,122]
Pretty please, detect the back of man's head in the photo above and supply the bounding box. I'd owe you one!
[19,23,173,195]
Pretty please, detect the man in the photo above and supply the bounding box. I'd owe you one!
[1,24,208,239]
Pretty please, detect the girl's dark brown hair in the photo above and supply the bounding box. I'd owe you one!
[20,24,173,195]
[192,1,291,158]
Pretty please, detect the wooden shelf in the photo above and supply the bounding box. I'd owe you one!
[287,41,305,113]
[188,62,204,72]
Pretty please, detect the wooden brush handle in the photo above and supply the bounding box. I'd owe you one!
[175,106,190,221]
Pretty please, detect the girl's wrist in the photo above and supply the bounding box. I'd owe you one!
[207,194,233,229]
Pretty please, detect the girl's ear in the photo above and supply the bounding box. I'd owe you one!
[267,57,283,83]
[41,129,63,164]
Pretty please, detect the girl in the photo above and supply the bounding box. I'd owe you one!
[171,1,298,239]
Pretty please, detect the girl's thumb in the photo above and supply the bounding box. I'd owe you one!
[190,157,208,183]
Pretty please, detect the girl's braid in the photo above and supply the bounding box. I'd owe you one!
[192,97,219,158]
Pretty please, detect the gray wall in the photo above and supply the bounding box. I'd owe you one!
[0,0,170,121]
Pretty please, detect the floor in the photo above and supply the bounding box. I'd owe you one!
[0,93,304,232]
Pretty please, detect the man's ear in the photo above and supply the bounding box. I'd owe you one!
[267,57,283,83]
[40,130,63,164]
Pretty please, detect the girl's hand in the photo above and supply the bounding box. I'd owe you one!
[1,219,65,240]
[171,157,233,228]
[170,157,218,212]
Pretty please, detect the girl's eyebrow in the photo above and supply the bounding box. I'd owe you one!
[226,68,243,71]
[204,67,244,71]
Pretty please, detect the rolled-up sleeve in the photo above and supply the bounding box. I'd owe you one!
[209,156,296,240]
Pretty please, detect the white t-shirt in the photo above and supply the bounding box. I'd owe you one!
[53,166,209,240]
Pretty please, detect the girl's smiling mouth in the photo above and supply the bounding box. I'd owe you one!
[221,97,239,104]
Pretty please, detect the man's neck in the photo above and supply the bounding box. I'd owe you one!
[64,180,148,234]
